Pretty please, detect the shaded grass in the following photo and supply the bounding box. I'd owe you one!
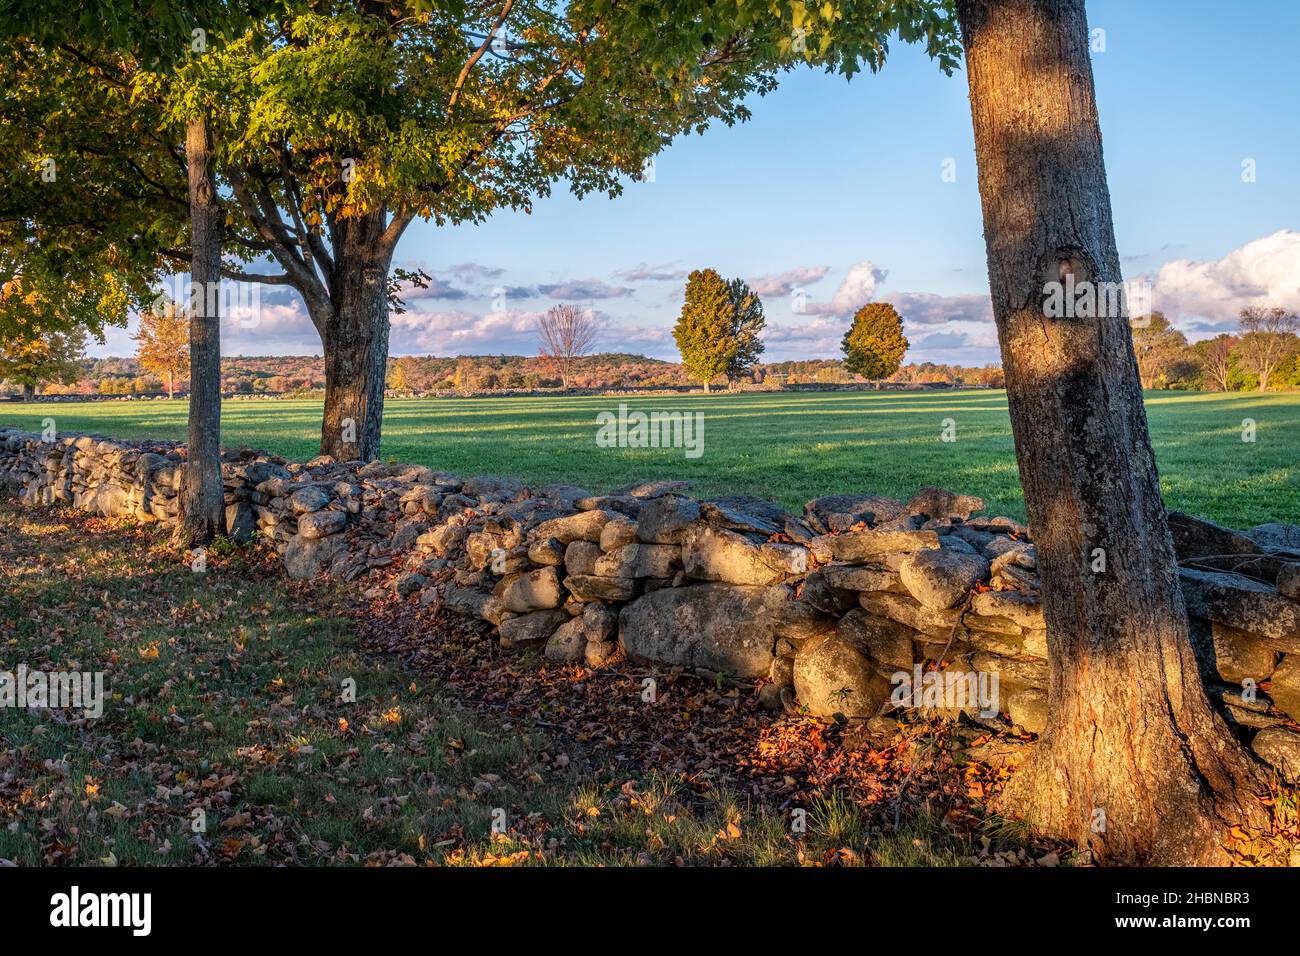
[0,503,1025,867]
[4,389,1298,526]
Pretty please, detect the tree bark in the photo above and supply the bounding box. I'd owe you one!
[956,0,1266,864]
[316,208,393,462]
[21,382,34,402]
[174,114,226,547]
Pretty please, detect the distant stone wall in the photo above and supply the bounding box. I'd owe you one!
[3,425,1299,782]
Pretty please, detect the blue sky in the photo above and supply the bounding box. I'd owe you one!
[94,0,1300,363]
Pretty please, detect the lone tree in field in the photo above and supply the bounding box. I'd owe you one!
[841,302,908,380]
[674,268,765,392]
[953,0,1267,862]
[538,304,598,389]
[1236,306,1299,391]
[0,326,86,401]
[134,302,190,399]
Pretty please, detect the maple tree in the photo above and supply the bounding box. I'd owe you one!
[134,302,191,398]
[841,302,908,380]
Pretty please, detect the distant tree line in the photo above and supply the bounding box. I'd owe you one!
[6,306,1297,399]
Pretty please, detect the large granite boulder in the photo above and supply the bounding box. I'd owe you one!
[618,583,786,679]
[793,634,892,718]
[898,548,990,609]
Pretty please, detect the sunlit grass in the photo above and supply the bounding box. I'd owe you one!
[4,388,1297,526]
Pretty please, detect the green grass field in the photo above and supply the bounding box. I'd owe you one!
[4,389,1298,527]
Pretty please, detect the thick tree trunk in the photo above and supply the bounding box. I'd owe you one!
[21,382,34,402]
[174,115,226,547]
[956,0,1266,864]
[317,209,393,462]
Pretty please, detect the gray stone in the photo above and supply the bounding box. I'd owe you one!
[700,495,787,535]
[463,475,526,500]
[565,574,638,602]
[805,493,905,533]
[94,483,129,517]
[810,529,941,563]
[769,598,838,644]
[898,549,990,610]
[297,508,347,540]
[636,495,702,544]
[859,591,962,638]
[1179,568,1300,651]
[1007,688,1048,734]
[599,516,639,552]
[283,532,348,580]
[224,501,257,543]
[443,586,492,619]
[1251,727,1300,784]
[581,601,620,643]
[584,639,617,667]
[904,487,985,521]
[1168,510,1260,560]
[544,617,588,663]
[799,571,859,615]
[563,540,602,576]
[499,566,566,613]
[1245,522,1300,554]
[1278,563,1300,601]
[418,522,466,556]
[1187,619,1277,685]
[837,609,913,670]
[793,634,892,719]
[1268,655,1300,720]
[530,509,615,544]
[500,608,569,648]
[769,655,795,688]
[820,564,904,593]
[613,479,693,498]
[290,485,331,513]
[970,589,1044,631]
[618,583,785,679]
[393,571,427,598]
[527,537,567,566]
[682,525,786,586]
[538,484,592,504]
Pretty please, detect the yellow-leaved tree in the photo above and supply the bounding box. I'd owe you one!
[134,302,190,399]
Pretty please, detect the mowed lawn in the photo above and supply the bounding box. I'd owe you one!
[3,389,1298,527]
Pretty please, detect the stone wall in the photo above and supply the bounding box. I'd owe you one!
[3,426,1299,782]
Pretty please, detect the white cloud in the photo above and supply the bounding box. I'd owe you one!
[803,261,889,316]
[1146,229,1300,336]
[748,265,831,297]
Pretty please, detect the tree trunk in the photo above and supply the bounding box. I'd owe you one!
[317,209,393,462]
[174,114,226,547]
[956,0,1266,864]
[167,371,174,400]
[21,382,34,402]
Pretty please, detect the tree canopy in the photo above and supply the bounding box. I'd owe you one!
[842,301,908,379]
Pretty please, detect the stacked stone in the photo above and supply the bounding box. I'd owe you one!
[3,425,1299,782]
